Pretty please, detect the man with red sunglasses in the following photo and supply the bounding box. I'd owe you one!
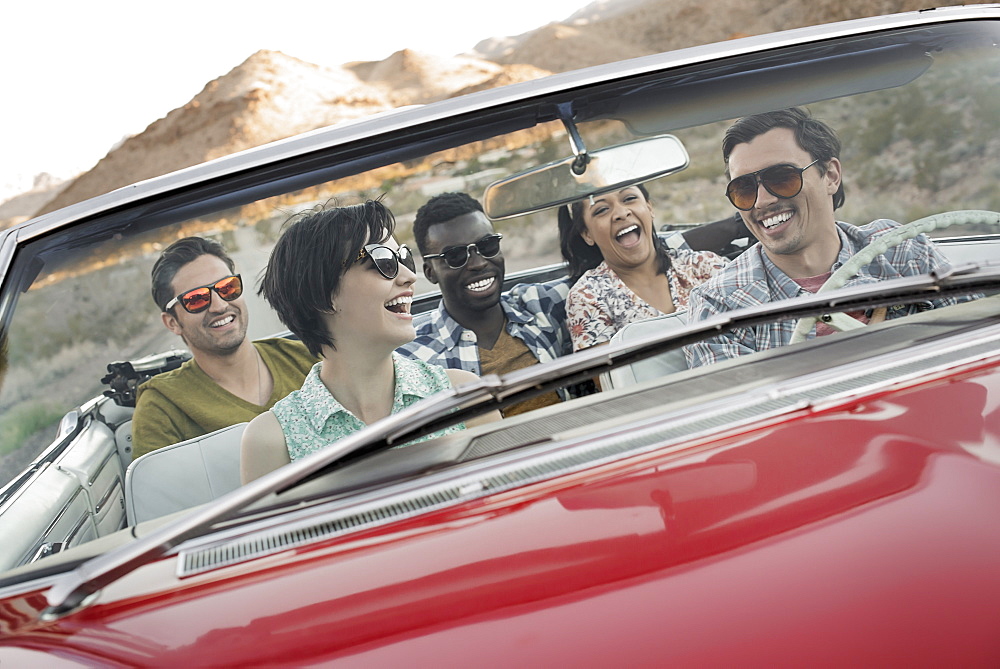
[397,192,572,416]
[131,237,317,458]
[685,107,967,368]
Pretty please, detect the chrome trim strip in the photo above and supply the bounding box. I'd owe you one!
[24,486,90,568]
[94,477,122,515]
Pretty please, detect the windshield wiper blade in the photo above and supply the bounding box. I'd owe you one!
[43,263,998,617]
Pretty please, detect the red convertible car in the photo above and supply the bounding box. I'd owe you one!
[1,5,999,665]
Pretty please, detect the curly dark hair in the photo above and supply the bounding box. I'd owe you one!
[556,184,671,285]
[412,192,485,256]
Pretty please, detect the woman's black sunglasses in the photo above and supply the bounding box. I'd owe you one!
[726,159,819,211]
[423,233,503,269]
[356,244,416,279]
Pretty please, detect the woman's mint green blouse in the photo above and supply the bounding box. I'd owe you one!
[273,353,465,461]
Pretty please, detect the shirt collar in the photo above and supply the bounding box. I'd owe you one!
[392,352,444,403]
[757,247,805,300]
[301,354,444,433]
[759,223,855,299]
[429,297,535,339]
[297,363,351,434]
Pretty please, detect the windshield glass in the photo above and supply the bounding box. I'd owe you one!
[0,16,997,587]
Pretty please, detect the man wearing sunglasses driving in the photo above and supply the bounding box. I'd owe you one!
[397,192,572,416]
[131,237,317,458]
[685,107,968,368]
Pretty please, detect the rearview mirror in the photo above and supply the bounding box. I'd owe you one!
[483,134,689,220]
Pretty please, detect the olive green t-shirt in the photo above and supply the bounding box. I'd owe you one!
[131,338,317,459]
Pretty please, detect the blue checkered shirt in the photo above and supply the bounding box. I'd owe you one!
[685,219,970,367]
[397,276,572,378]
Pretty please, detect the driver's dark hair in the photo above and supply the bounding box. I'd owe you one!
[259,198,396,357]
[151,236,236,313]
[722,107,845,210]
[412,192,486,256]
[557,184,670,285]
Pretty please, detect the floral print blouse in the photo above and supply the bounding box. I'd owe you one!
[273,353,464,461]
[567,250,728,351]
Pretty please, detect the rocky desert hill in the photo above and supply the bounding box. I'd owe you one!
[26,0,936,219]
[477,0,932,72]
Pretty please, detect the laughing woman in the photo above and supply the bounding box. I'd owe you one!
[558,184,727,351]
[241,200,499,483]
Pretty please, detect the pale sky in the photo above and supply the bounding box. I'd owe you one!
[0,0,593,202]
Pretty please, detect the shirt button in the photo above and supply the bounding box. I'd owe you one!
[461,331,477,341]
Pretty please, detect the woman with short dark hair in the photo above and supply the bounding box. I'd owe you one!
[241,199,498,483]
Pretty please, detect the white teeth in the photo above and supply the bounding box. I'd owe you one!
[384,295,412,311]
[615,224,639,239]
[466,277,495,292]
[210,315,234,328]
[760,211,792,229]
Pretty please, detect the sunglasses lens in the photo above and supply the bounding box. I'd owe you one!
[763,165,804,198]
[175,275,242,313]
[727,176,758,211]
[476,236,502,258]
[369,247,399,279]
[442,247,470,269]
[727,164,809,210]
[215,275,243,301]
[181,288,212,313]
[398,246,416,273]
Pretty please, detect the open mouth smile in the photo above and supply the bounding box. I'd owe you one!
[614,224,642,246]
[615,224,639,238]
[466,277,496,293]
[209,314,235,328]
[384,295,412,314]
[758,211,792,230]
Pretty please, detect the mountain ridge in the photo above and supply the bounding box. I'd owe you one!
[13,0,935,224]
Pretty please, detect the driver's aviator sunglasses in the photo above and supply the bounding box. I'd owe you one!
[726,159,819,211]
[166,274,243,313]
[423,233,503,269]
[356,243,416,280]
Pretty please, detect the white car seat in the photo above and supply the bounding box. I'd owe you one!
[125,422,247,525]
[599,313,690,390]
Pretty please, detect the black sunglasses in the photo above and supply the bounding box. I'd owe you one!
[423,233,503,269]
[165,274,243,314]
[355,243,416,280]
[726,159,820,211]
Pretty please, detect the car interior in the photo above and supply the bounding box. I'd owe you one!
[0,15,998,584]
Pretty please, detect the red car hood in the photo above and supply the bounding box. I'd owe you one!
[2,367,999,666]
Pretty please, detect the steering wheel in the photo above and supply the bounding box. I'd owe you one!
[789,210,1000,344]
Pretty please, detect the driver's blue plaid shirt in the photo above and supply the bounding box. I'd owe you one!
[397,276,572,384]
[684,219,972,367]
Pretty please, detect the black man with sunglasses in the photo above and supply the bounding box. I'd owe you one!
[685,107,968,368]
[398,192,572,417]
[132,237,317,458]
